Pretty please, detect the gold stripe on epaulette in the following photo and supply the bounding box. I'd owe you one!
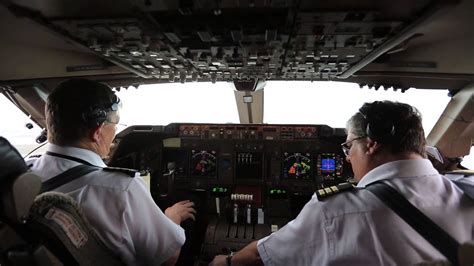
[318,189,326,196]
[316,182,356,201]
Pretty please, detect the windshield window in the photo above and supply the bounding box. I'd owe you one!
[0,82,472,168]
[0,94,42,155]
[117,82,239,126]
[264,81,449,132]
[117,81,450,134]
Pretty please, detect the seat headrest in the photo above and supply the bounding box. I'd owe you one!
[0,137,28,184]
[0,137,41,223]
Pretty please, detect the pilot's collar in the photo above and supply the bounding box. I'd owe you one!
[47,143,107,168]
[357,159,438,188]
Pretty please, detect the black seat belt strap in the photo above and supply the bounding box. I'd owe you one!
[41,164,101,193]
[45,151,95,166]
[366,182,460,266]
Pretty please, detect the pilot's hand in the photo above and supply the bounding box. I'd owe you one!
[165,200,196,225]
[209,255,227,266]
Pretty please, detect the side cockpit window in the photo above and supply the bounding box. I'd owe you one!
[0,94,43,156]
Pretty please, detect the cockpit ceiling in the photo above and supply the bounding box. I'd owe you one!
[1,0,474,91]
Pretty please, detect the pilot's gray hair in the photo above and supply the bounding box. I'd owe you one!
[346,100,426,156]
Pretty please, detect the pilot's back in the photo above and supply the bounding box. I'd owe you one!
[257,159,474,265]
[29,144,186,266]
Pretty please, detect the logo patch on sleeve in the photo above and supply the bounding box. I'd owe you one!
[45,207,88,248]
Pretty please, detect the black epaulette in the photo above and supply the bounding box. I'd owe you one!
[26,154,42,168]
[102,167,138,177]
[316,182,356,200]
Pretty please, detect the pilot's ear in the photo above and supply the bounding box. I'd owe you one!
[366,138,382,155]
[90,124,103,143]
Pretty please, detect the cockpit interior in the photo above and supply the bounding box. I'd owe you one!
[1,0,473,264]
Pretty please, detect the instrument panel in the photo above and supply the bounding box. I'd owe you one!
[109,123,351,264]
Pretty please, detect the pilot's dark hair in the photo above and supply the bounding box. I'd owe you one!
[346,100,426,155]
[46,79,118,145]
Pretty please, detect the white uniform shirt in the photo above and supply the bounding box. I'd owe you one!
[257,159,474,265]
[445,171,474,199]
[29,144,185,266]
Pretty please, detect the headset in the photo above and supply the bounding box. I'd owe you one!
[358,102,396,143]
[81,97,121,128]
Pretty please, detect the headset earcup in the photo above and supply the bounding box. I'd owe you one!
[365,119,395,142]
[366,123,373,139]
[82,108,107,127]
[360,102,396,143]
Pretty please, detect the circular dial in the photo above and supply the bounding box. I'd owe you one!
[191,150,217,176]
[283,152,312,179]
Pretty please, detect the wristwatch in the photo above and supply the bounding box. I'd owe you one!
[226,251,234,266]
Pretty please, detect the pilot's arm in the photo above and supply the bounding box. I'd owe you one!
[162,250,180,266]
[123,178,195,265]
[209,241,262,266]
[211,193,328,265]
[162,200,196,266]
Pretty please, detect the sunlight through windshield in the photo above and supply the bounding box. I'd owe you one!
[116,81,450,134]
[264,81,450,132]
[1,81,472,168]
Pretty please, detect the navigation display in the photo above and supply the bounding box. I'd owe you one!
[317,153,344,181]
[282,152,312,179]
[321,158,336,172]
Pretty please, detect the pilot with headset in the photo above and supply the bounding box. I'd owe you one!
[28,79,196,266]
[426,145,474,199]
[210,101,474,265]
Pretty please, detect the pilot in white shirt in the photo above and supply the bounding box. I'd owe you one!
[30,144,187,265]
[210,101,474,265]
[256,159,473,265]
[29,79,196,265]
[426,145,474,199]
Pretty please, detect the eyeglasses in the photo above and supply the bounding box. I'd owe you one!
[105,118,127,127]
[105,120,128,134]
[341,136,366,157]
[106,120,127,127]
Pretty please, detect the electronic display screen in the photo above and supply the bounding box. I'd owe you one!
[162,149,187,175]
[282,152,312,179]
[317,153,344,181]
[321,158,336,172]
[191,150,217,176]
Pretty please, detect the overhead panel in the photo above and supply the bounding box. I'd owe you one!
[3,0,457,85]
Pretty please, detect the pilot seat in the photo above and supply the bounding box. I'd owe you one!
[0,136,123,266]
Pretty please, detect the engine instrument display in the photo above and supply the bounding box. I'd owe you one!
[235,152,264,180]
[282,152,312,179]
[191,150,217,176]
